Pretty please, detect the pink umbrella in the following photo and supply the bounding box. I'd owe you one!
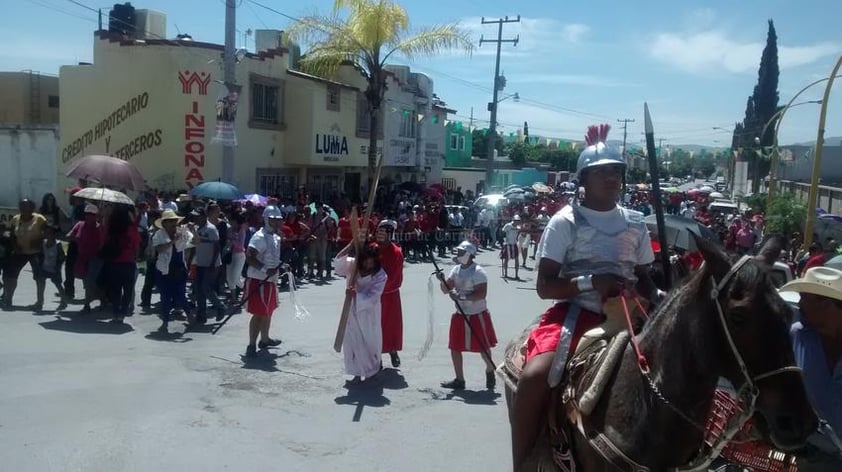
[66,154,145,191]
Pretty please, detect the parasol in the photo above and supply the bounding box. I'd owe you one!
[698,186,714,193]
[644,214,720,251]
[709,191,726,199]
[532,182,552,194]
[238,194,268,206]
[73,187,134,205]
[190,181,243,201]
[66,154,145,191]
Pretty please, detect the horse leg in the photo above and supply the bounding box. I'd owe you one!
[510,351,554,471]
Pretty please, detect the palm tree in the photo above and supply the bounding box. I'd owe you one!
[289,0,473,188]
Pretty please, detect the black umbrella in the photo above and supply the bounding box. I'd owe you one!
[644,214,719,251]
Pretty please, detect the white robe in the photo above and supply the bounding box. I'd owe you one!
[334,257,387,378]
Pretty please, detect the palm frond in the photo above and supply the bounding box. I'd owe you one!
[384,24,474,63]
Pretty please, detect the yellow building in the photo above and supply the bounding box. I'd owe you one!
[0,71,60,125]
[59,29,292,195]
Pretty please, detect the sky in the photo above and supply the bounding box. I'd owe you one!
[4,0,842,148]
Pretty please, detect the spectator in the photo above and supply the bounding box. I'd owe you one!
[100,205,140,323]
[2,199,47,309]
[68,204,102,313]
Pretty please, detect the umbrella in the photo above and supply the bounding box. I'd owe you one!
[698,186,714,193]
[66,154,145,191]
[309,202,339,221]
[709,191,726,199]
[819,214,842,223]
[644,214,719,251]
[503,187,525,198]
[238,194,268,206]
[73,187,134,205]
[663,187,681,193]
[190,181,243,200]
[532,182,552,194]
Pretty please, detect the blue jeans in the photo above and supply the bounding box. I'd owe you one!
[156,270,189,321]
[194,266,224,317]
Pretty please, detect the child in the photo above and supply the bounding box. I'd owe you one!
[36,224,68,311]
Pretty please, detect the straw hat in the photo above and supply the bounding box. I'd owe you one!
[154,210,184,229]
[780,266,842,302]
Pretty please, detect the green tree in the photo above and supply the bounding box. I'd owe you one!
[764,192,806,235]
[734,20,779,193]
[473,129,502,158]
[290,0,473,187]
[505,141,529,167]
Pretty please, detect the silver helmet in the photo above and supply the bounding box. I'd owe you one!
[576,124,625,179]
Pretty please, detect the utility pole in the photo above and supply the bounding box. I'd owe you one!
[616,118,634,160]
[480,15,520,193]
[222,0,236,183]
[469,107,474,129]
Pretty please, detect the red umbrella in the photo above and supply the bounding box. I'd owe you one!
[66,154,145,191]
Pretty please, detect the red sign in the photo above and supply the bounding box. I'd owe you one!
[180,71,209,188]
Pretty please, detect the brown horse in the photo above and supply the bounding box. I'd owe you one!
[501,235,817,470]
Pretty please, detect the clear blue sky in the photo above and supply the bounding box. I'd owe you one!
[4,0,841,147]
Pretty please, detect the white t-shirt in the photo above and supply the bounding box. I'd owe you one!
[247,228,282,282]
[502,222,519,245]
[449,263,488,314]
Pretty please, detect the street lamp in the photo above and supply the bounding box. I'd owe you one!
[761,99,822,207]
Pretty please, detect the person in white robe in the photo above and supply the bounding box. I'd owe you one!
[334,244,387,382]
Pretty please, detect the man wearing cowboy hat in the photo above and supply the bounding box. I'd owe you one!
[151,210,193,329]
[780,267,842,464]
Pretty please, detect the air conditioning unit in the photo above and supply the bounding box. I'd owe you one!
[134,9,166,40]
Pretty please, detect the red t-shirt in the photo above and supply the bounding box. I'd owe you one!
[802,254,826,276]
[112,225,140,263]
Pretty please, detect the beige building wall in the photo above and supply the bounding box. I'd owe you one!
[0,72,60,125]
[59,33,290,194]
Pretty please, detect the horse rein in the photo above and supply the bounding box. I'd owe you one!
[613,255,803,471]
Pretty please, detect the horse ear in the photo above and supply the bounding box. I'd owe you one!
[754,236,784,267]
[692,231,731,280]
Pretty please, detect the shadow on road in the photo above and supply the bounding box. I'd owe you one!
[39,316,134,335]
[145,327,193,343]
[334,368,408,422]
[420,387,502,406]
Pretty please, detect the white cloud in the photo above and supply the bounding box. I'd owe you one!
[648,30,839,74]
[561,24,590,44]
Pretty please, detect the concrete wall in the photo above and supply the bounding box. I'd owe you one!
[59,33,290,194]
[0,72,60,125]
[777,145,842,183]
[0,125,59,209]
[777,180,842,215]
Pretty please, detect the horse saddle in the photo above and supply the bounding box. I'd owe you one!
[564,329,630,417]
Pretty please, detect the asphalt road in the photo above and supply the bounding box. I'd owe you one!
[0,248,547,472]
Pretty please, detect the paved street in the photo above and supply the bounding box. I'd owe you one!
[0,249,545,471]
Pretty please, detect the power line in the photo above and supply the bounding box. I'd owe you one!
[24,0,97,23]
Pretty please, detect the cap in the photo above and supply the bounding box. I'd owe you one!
[456,241,477,256]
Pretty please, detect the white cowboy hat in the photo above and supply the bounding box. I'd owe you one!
[779,266,842,302]
[154,209,184,229]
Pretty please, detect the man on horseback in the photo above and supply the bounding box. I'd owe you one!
[510,124,658,470]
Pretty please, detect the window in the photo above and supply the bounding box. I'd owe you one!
[458,135,466,151]
[249,74,284,129]
[326,84,340,112]
[48,95,59,108]
[449,133,458,150]
[399,109,415,138]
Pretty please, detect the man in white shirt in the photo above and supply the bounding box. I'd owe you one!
[438,241,497,390]
[189,207,226,325]
[243,206,284,358]
[501,214,521,279]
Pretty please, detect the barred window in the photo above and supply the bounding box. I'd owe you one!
[250,74,284,129]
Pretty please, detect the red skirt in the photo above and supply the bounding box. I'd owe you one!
[525,303,603,362]
[448,311,498,352]
[381,290,403,352]
[243,277,278,317]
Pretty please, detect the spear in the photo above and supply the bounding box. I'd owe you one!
[644,103,671,289]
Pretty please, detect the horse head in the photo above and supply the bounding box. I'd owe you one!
[694,234,817,451]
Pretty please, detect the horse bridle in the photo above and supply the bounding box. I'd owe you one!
[604,256,803,471]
